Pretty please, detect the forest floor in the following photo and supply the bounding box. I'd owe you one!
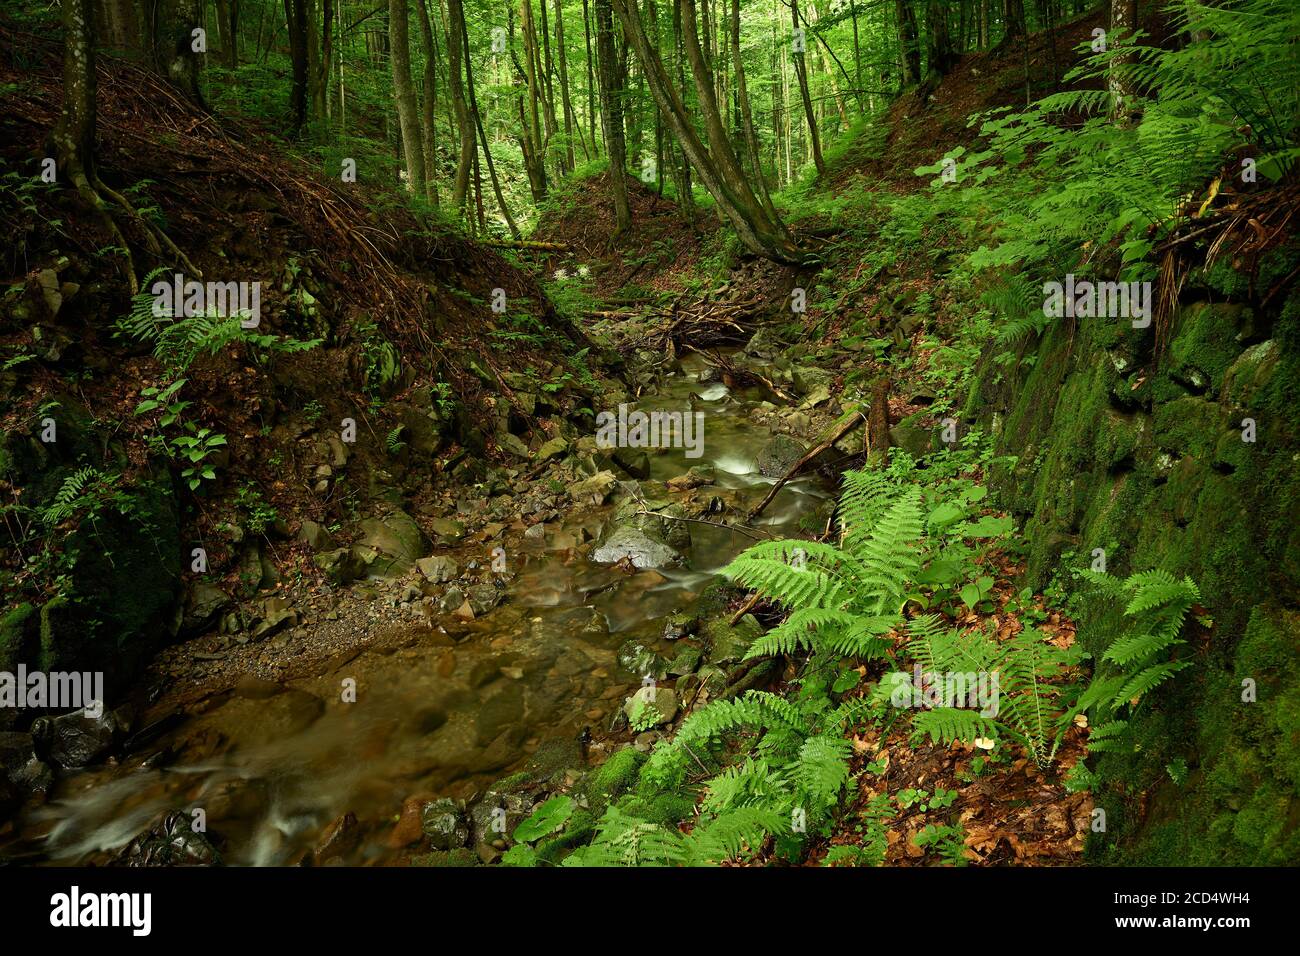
[0,13,1107,866]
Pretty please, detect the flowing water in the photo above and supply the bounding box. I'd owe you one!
[3,354,831,865]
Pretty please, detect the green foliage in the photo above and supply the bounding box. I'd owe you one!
[895,614,1082,768]
[513,796,575,843]
[1076,569,1201,721]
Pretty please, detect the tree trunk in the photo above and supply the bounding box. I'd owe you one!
[555,0,579,168]
[896,0,920,86]
[390,0,426,195]
[446,0,474,210]
[923,0,957,87]
[595,0,631,233]
[790,0,824,174]
[612,0,802,262]
[460,3,520,236]
[1108,0,1139,124]
[730,0,777,219]
[284,0,309,134]
[416,0,440,204]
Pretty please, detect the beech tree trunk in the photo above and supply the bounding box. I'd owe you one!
[790,0,824,174]
[612,0,802,262]
[390,0,425,194]
[595,0,631,233]
[284,0,309,134]
[446,0,474,210]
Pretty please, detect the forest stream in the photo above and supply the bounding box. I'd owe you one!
[5,354,830,866]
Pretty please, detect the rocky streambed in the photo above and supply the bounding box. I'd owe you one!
[0,352,841,866]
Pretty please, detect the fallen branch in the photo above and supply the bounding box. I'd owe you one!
[632,509,769,540]
[481,239,570,251]
[748,408,865,521]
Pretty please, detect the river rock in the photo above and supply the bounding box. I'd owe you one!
[702,613,763,665]
[570,470,619,505]
[623,685,679,726]
[118,810,220,866]
[416,555,459,584]
[617,639,669,679]
[354,510,431,579]
[182,582,231,636]
[756,433,805,478]
[31,707,125,770]
[421,798,471,851]
[470,788,535,850]
[591,527,684,569]
[791,366,835,397]
[314,812,361,864]
[612,446,651,480]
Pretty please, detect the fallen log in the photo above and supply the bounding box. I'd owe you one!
[481,239,570,251]
[747,406,866,521]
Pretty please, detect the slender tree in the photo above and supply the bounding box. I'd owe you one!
[446,0,474,210]
[595,0,631,233]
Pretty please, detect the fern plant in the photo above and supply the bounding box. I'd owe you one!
[1073,570,1202,751]
[724,470,922,665]
[886,614,1082,768]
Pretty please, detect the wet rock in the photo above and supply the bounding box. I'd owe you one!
[612,446,651,480]
[421,798,471,851]
[416,555,459,584]
[118,810,220,866]
[570,470,619,505]
[617,639,669,679]
[608,495,692,551]
[591,526,684,569]
[0,732,52,809]
[297,519,334,550]
[743,327,785,360]
[31,707,124,770]
[756,433,805,478]
[523,522,547,541]
[702,613,763,665]
[470,788,535,850]
[428,517,466,544]
[666,464,716,490]
[354,510,431,579]
[623,685,679,726]
[662,611,698,641]
[668,644,703,677]
[468,583,505,616]
[314,812,361,864]
[233,675,285,700]
[182,582,231,636]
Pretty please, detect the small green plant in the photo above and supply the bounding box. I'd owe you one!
[914,823,969,866]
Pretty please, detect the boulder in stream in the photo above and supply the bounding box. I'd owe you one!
[591,526,684,569]
[756,433,806,478]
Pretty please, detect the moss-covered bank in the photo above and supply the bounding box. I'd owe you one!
[964,253,1300,864]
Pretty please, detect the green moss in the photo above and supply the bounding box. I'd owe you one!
[534,809,597,865]
[1168,302,1250,393]
[579,746,646,814]
[0,603,35,671]
[410,848,480,867]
